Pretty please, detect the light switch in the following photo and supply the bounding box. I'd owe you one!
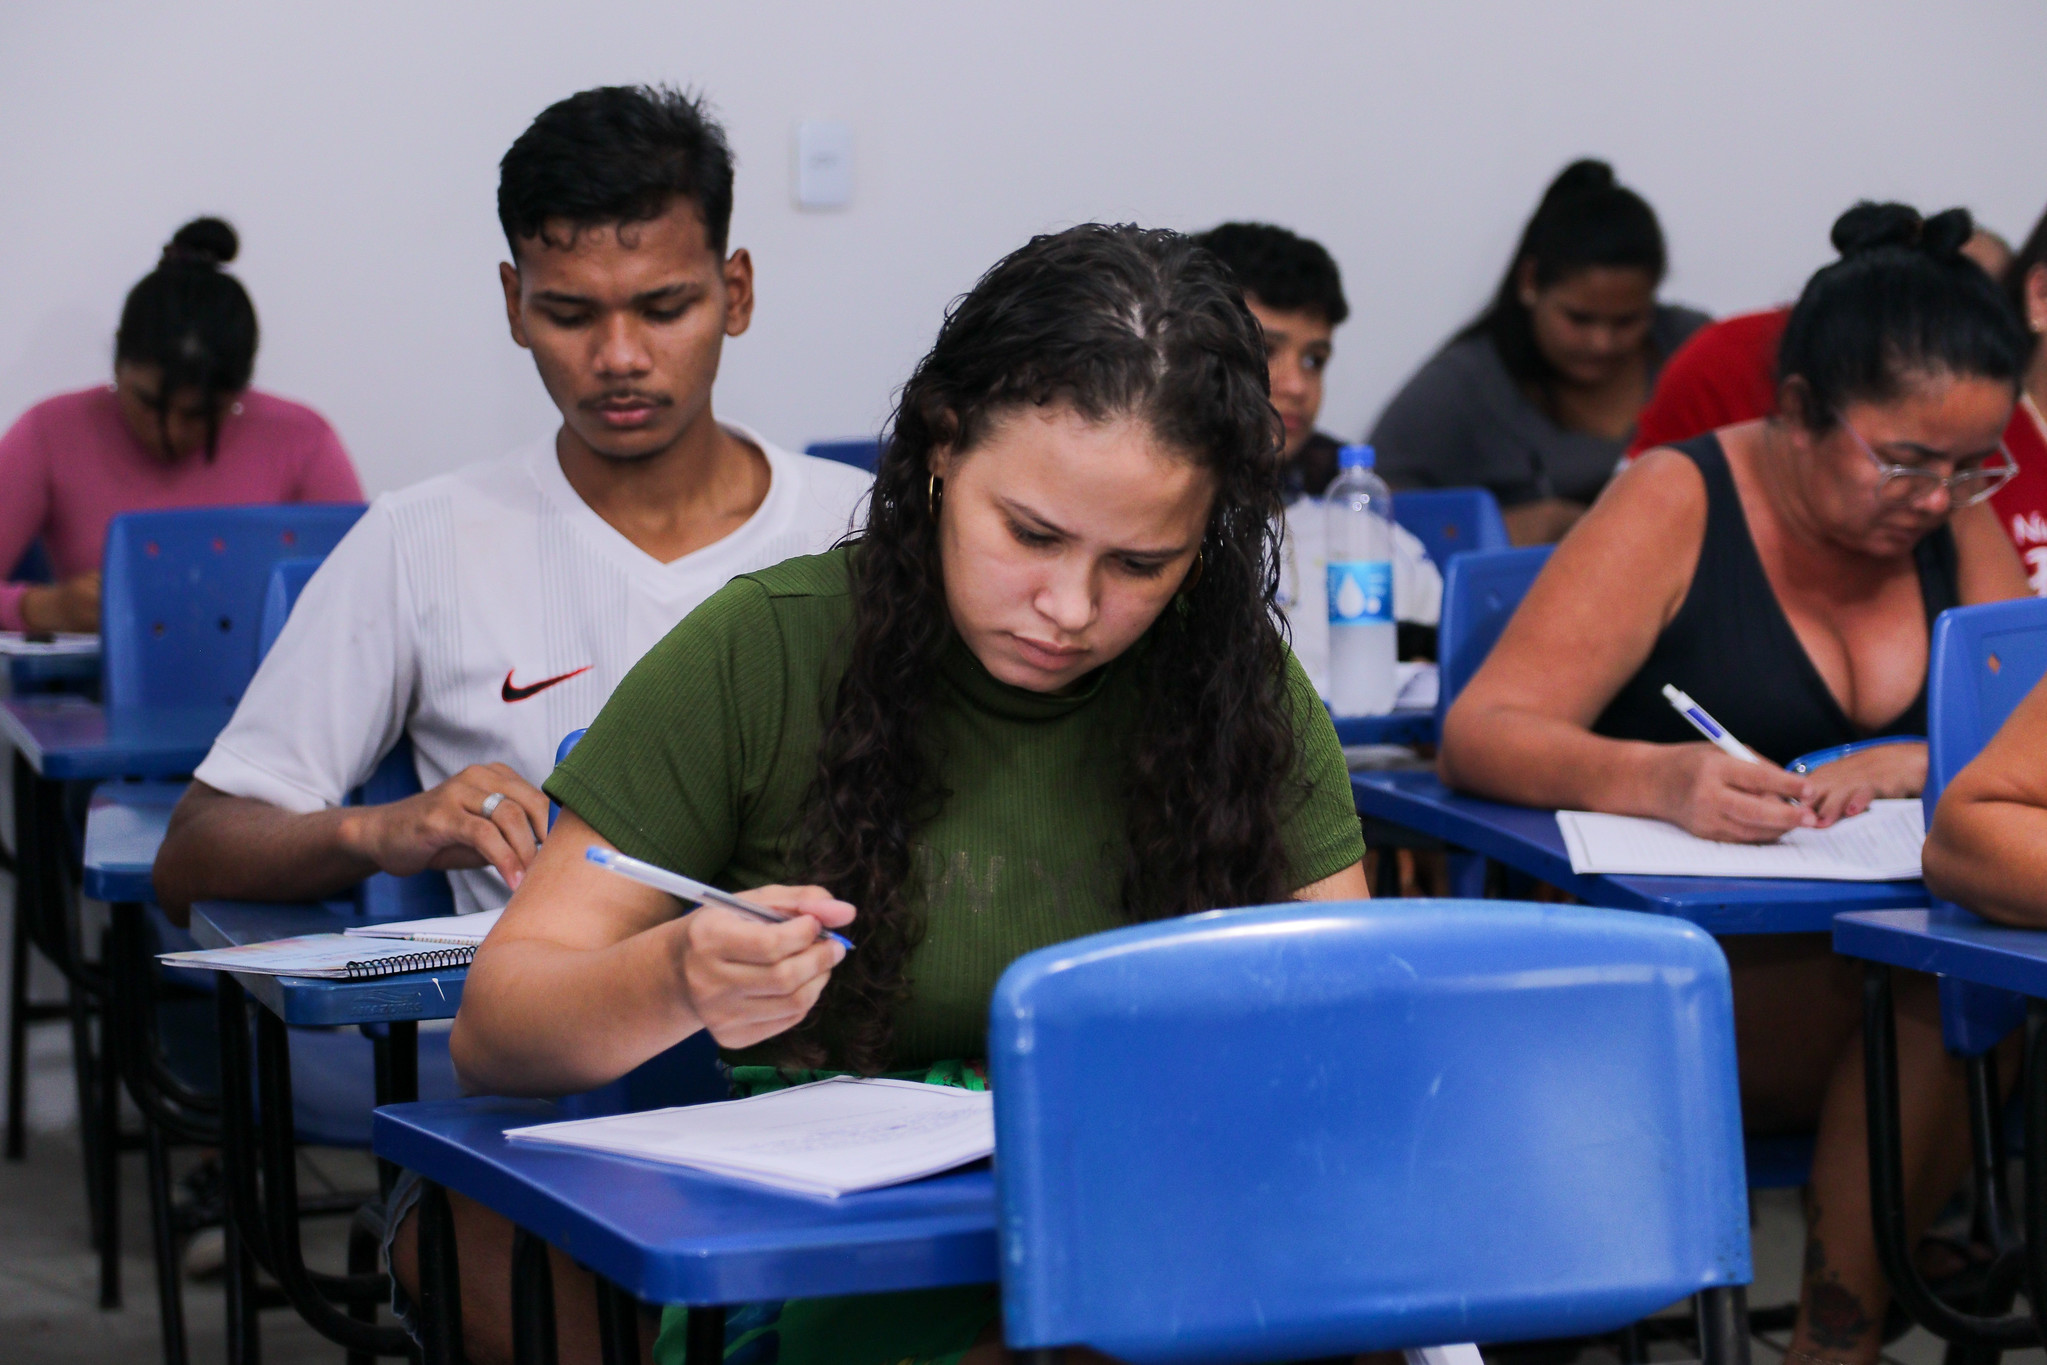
[795,120,853,209]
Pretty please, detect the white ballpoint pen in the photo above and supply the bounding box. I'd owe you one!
[1660,684,1764,765]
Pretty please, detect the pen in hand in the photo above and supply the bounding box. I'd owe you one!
[1660,684,1804,808]
[584,847,856,952]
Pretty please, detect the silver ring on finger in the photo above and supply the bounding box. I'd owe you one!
[480,792,505,819]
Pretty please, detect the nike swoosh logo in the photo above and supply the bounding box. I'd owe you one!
[501,666,592,702]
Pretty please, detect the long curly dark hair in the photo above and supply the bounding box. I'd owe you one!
[791,223,1303,1073]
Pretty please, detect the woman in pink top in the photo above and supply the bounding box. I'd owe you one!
[0,217,364,633]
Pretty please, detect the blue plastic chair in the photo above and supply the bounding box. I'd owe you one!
[805,438,883,472]
[1921,598,2047,1054]
[1392,487,1512,573]
[99,503,364,711]
[250,555,454,922]
[544,727,725,1117]
[1435,544,1553,729]
[991,899,1753,1363]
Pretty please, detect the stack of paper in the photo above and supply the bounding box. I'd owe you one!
[344,908,502,945]
[158,934,475,979]
[0,632,98,657]
[505,1076,994,1197]
[1556,798,1924,880]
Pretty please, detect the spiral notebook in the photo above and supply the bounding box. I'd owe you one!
[158,933,475,980]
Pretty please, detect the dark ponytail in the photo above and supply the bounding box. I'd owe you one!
[115,217,259,460]
[1777,203,2026,432]
[1458,159,1667,400]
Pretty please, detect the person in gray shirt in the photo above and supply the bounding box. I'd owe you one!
[1371,160,1707,544]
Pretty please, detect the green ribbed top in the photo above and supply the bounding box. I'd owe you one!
[544,546,1364,1069]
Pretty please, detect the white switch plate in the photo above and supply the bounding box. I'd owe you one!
[795,120,853,209]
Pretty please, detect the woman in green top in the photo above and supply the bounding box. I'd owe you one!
[435,224,1369,1365]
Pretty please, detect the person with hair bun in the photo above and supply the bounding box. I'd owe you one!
[1441,202,2032,1365]
[1370,159,1707,544]
[448,223,1369,1364]
[0,216,363,632]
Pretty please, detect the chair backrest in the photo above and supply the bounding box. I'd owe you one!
[351,738,455,919]
[1391,488,1512,572]
[1922,599,2047,1052]
[991,899,1750,1362]
[1925,597,2047,812]
[100,504,366,710]
[1437,545,1552,725]
[256,557,327,663]
[804,438,882,472]
[546,727,586,833]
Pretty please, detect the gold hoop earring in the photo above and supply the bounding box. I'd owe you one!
[1179,548,1205,596]
[928,473,943,518]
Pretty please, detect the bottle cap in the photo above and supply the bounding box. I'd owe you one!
[1337,443,1376,470]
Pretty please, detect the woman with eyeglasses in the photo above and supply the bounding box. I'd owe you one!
[1438,202,2029,1365]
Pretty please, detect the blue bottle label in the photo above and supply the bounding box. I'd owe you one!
[1328,560,1393,625]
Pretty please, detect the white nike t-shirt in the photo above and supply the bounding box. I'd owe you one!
[195,423,872,915]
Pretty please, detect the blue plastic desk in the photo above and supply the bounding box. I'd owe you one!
[82,780,183,903]
[191,901,466,1026]
[1331,708,1434,748]
[1835,909,2047,993]
[0,695,232,780]
[193,898,467,1359]
[8,650,100,694]
[1353,770,1926,933]
[376,1097,998,1364]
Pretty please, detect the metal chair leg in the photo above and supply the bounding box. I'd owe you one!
[1696,1285,1752,1365]
[223,1212,261,1365]
[348,1203,385,1365]
[5,837,29,1160]
[146,1117,190,1365]
[418,1182,465,1365]
[95,935,122,1309]
[594,1276,648,1365]
[1866,966,2037,1348]
[510,1228,558,1365]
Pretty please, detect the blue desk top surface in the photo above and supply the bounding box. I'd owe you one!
[7,651,100,692]
[1835,908,2047,997]
[1354,770,1926,933]
[191,900,467,1026]
[0,696,232,779]
[374,1097,997,1307]
[82,780,184,903]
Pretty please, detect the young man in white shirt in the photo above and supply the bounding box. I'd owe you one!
[1192,221,1441,699]
[154,86,872,924]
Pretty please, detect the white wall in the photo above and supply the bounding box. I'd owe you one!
[4,1,2045,496]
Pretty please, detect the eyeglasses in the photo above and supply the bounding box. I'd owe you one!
[1839,415,2018,508]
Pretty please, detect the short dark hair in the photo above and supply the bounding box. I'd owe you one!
[1778,202,2027,431]
[1192,222,1349,326]
[115,216,257,461]
[1459,159,1666,393]
[498,85,736,259]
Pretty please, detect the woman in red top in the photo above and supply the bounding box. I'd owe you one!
[1997,205,2047,592]
[0,217,363,633]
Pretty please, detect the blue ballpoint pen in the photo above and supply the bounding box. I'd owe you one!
[585,846,855,951]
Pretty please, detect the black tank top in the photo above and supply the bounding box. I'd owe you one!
[1592,432,1958,765]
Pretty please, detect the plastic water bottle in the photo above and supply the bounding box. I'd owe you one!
[1325,444,1397,716]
